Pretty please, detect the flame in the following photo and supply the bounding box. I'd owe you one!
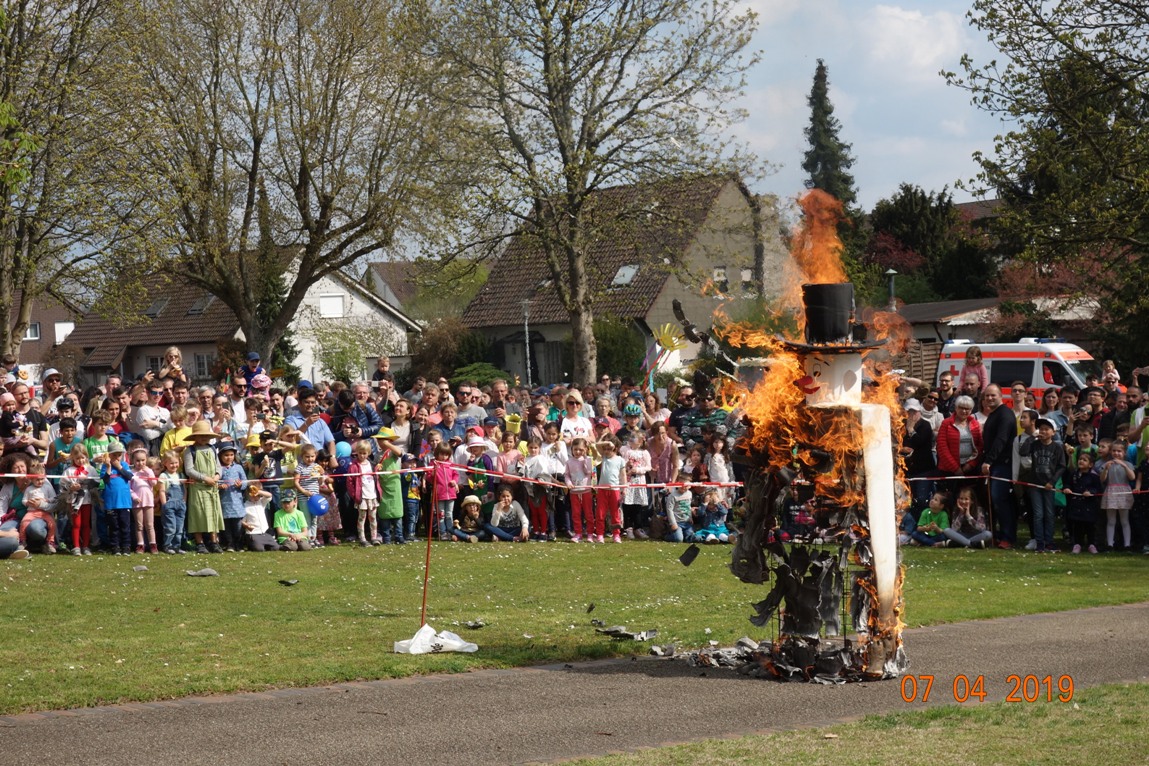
[786,190,849,312]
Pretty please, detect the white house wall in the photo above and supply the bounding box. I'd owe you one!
[291,273,411,383]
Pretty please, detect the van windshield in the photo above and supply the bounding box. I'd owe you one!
[1065,359,1103,386]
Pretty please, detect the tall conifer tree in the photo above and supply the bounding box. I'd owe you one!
[801,59,857,208]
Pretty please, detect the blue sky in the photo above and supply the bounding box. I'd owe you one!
[734,0,1007,212]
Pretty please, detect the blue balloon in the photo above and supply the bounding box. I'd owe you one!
[335,441,352,459]
[308,494,329,516]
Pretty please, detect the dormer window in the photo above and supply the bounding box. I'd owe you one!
[611,264,639,288]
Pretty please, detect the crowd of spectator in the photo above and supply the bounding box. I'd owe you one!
[897,346,1149,554]
[0,349,749,558]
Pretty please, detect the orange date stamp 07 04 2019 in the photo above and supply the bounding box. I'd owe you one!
[899,674,1075,704]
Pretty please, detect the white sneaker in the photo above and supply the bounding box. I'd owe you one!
[9,548,29,560]
[595,535,605,544]
[1025,539,1038,551]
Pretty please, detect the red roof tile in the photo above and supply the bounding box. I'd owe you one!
[462,175,732,327]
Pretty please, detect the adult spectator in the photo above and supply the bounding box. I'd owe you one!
[348,382,384,438]
[227,377,248,423]
[979,385,1018,548]
[667,385,696,443]
[38,368,65,419]
[389,399,420,455]
[960,372,982,404]
[195,387,217,423]
[11,383,48,454]
[558,390,593,442]
[485,378,522,422]
[1009,381,1029,431]
[170,380,191,410]
[524,402,549,443]
[0,454,46,554]
[934,371,958,418]
[546,387,567,421]
[419,385,443,426]
[131,381,171,456]
[593,397,620,433]
[642,391,671,429]
[937,395,982,481]
[454,382,487,429]
[1037,388,1067,440]
[374,376,397,425]
[919,389,944,439]
[432,402,466,445]
[681,388,727,450]
[404,376,427,404]
[1098,390,1125,442]
[900,399,936,509]
[284,388,336,467]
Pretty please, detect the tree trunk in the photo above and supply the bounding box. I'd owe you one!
[566,239,597,383]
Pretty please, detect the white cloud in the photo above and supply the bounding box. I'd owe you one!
[863,5,967,85]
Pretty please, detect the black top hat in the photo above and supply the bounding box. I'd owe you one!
[782,282,884,354]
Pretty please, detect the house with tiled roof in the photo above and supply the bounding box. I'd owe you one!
[461,175,793,383]
[362,261,421,314]
[65,270,421,386]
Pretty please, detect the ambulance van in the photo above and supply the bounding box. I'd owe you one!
[935,339,1102,395]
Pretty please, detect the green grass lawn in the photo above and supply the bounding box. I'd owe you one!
[2,542,1147,714]
[567,682,1149,765]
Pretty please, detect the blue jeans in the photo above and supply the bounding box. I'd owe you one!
[989,465,1016,544]
[911,530,945,546]
[484,523,522,541]
[0,520,20,558]
[665,521,694,543]
[451,526,490,541]
[404,498,420,540]
[1027,486,1056,547]
[162,500,187,551]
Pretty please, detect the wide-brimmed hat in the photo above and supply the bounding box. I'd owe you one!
[186,420,216,441]
[107,440,125,454]
[460,494,481,508]
[374,426,397,441]
[466,435,486,449]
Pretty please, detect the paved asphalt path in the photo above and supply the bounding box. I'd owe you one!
[4,603,1148,765]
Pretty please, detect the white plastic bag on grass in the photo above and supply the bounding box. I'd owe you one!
[394,623,479,654]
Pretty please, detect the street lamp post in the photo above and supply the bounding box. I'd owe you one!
[522,299,532,389]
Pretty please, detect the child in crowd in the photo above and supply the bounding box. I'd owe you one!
[273,488,310,551]
[217,444,248,552]
[1021,417,1067,553]
[60,444,96,555]
[705,435,732,505]
[129,447,159,554]
[183,419,224,554]
[157,449,186,554]
[1065,452,1102,554]
[247,431,286,525]
[486,486,529,541]
[374,428,404,544]
[47,417,82,488]
[663,473,695,543]
[293,444,333,546]
[620,430,651,540]
[541,422,569,535]
[429,441,459,540]
[693,489,730,543]
[401,453,422,542]
[1100,437,1135,551]
[566,437,596,543]
[20,461,58,555]
[943,485,991,548]
[451,495,488,542]
[159,406,191,457]
[462,434,496,513]
[521,438,552,541]
[100,442,134,555]
[1067,422,1098,464]
[596,438,626,543]
[910,490,950,547]
[780,485,816,542]
[346,439,380,546]
[494,430,522,500]
[242,484,279,551]
[958,345,989,393]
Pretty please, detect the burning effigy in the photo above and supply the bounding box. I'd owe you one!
[702,191,909,682]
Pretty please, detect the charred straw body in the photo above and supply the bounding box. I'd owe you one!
[702,282,908,682]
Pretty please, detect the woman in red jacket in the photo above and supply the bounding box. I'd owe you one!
[936,395,983,480]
